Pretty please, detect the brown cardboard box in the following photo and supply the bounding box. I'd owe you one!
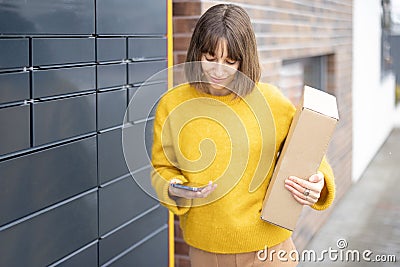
[261,85,339,230]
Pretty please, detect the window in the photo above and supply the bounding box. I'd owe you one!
[280,55,329,102]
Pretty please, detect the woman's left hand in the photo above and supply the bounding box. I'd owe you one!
[284,172,325,206]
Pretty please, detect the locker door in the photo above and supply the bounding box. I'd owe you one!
[0,137,97,227]
[33,94,96,146]
[0,0,94,35]
[0,39,29,70]
[0,104,30,156]
[97,0,167,35]
[32,38,95,67]
[33,66,96,99]
[0,191,98,267]
[0,72,30,105]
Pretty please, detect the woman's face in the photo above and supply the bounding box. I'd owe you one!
[201,40,240,96]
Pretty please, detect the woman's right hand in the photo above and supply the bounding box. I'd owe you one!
[168,179,217,199]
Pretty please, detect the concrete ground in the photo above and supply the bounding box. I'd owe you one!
[298,128,400,267]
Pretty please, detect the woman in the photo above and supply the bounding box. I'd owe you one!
[151,4,335,266]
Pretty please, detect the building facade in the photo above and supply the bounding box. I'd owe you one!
[352,0,397,183]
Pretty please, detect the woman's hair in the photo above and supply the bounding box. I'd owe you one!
[185,4,260,97]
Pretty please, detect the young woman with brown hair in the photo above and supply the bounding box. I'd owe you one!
[151,4,335,266]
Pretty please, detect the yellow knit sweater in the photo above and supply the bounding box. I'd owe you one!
[151,83,335,253]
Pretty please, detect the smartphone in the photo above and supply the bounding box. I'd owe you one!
[170,183,204,192]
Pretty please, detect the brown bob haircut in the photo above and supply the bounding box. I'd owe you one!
[185,4,261,97]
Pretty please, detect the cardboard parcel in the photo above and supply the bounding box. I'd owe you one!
[261,85,339,231]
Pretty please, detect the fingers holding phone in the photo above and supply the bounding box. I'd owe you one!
[169,180,217,199]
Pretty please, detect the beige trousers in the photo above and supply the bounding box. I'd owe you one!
[189,238,298,267]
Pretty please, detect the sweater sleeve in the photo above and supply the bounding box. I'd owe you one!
[150,98,191,216]
[312,156,336,210]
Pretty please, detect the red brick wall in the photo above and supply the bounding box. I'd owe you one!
[172,0,353,265]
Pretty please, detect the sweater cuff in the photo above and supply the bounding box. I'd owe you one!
[311,158,336,210]
[161,175,192,216]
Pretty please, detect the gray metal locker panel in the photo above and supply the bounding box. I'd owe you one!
[144,119,155,163]
[0,72,30,105]
[0,38,29,70]
[97,38,126,62]
[99,206,167,265]
[33,94,96,146]
[0,137,97,227]
[0,0,94,35]
[54,242,98,267]
[131,165,157,202]
[0,0,170,265]
[0,104,30,156]
[122,123,152,172]
[97,89,126,130]
[128,85,159,158]
[97,64,127,90]
[99,177,158,236]
[98,128,130,185]
[127,82,167,123]
[128,38,167,60]
[96,0,167,35]
[128,60,167,85]
[108,227,168,267]
[32,38,95,67]
[33,66,96,98]
[0,191,98,267]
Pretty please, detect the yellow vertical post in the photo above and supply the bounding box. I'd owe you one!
[167,0,174,266]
